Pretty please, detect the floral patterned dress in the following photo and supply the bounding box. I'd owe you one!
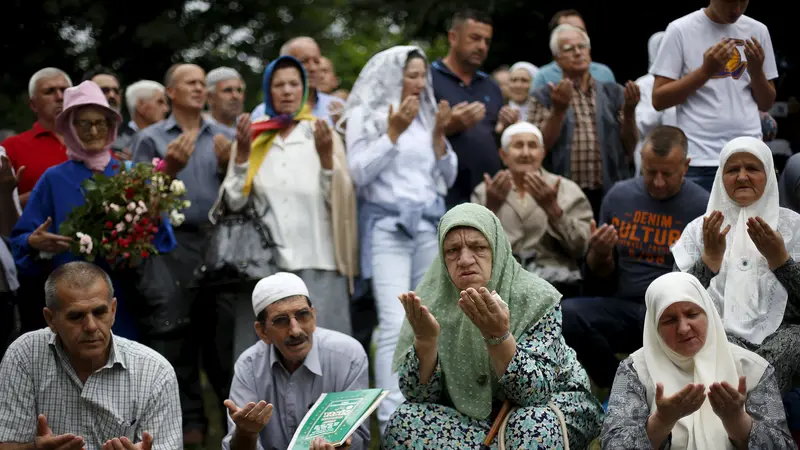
[383,305,604,449]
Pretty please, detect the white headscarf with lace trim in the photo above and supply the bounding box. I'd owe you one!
[672,137,800,345]
[339,45,437,139]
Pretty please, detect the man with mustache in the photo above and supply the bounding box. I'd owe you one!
[223,272,369,450]
[0,261,182,450]
[1,68,72,209]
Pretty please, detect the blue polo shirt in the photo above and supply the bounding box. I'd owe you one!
[431,59,504,207]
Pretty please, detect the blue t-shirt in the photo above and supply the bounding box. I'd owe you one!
[532,61,616,90]
[431,59,504,207]
[599,177,709,300]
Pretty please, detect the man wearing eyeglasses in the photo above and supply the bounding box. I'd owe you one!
[527,23,641,220]
[223,272,370,450]
[84,67,136,160]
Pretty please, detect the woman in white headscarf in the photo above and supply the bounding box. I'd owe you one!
[601,272,794,449]
[671,137,800,393]
[342,45,457,432]
[507,62,538,120]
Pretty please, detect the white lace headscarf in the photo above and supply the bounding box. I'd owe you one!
[672,137,800,345]
[338,45,437,139]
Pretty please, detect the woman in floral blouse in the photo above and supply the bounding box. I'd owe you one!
[601,272,793,449]
[384,203,603,449]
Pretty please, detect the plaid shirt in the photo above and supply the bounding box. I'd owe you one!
[528,79,604,190]
[0,329,182,450]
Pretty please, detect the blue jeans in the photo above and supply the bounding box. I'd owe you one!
[686,166,718,192]
[370,217,439,433]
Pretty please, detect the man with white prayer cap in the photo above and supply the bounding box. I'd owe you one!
[222,272,370,450]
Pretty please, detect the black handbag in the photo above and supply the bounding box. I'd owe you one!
[195,195,279,287]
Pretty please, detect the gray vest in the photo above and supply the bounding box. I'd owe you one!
[531,82,632,192]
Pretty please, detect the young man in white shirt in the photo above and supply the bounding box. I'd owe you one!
[650,0,778,191]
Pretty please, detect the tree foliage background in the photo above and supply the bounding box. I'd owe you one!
[1,0,796,132]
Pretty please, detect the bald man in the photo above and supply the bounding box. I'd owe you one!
[130,63,237,446]
[250,37,343,124]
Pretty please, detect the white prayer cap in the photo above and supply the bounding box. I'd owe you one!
[252,272,309,317]
[501,122,544,151]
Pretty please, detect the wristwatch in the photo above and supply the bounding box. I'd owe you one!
[484,330,511,346]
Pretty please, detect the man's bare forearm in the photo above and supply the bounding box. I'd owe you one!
[652,70,711,111]
[749,72,776,112]
[620,110,638,155]
[586,249,616,278]
[230,430,259,450]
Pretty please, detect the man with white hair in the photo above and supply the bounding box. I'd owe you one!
[650,0,778,191]
[532,9,616,89]
[206,67,245,131]
[250,37,343,125]
[633,31,677,175]
[527,23,640,220]
[1,68,71,207]
[125,80,170,133]
[317,57,339,94]
[222,272,369,450]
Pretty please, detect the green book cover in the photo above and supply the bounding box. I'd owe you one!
[287,388,389,449]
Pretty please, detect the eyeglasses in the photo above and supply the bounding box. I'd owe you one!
[268,309,313,329]
[561,43,590,54]
[73,119,110,134]
[100,86,121,95]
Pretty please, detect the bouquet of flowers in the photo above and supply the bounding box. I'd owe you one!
[59,158,190,269]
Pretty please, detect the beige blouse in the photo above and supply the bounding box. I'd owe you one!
[472,169,592,282]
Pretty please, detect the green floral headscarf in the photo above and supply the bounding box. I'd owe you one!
[392,203,561,419]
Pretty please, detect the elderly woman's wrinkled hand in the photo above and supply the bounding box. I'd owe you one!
[701,211,730,270]
[235,113,252,156]
[310,436,351,450]
[653,382,706,427]
[458,287,510,340]
[399,292,440,342]
[28,217,72,254]
[746,216,790,269]
[708,376,748,424]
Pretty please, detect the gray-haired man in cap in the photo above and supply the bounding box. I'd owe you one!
[222,272,369,450]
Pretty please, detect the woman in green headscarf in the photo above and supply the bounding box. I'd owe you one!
[385,203,603,449]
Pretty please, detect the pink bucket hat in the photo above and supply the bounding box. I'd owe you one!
[55,81,123,171]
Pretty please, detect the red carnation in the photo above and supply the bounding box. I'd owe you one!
[151,226,159,233]
[101,238,108,244]
[141,250,149,258]
[125,187,135,199]
[111,230,118,238]
[105,221,114,229]
[123,252,131,259]
[141,218,149,226]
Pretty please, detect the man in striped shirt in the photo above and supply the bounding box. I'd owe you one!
[0,262,182,450]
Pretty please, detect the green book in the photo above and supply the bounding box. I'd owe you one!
[287,388,389,449]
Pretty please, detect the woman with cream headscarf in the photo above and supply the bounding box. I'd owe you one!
[11,81,177,340]
[601,272,793,449]
[343,45,457,431]
[507,62,538,120]
[671,137,800,393]
[221,56,357,353]
[385,203,603,449]
[472,122,592,297]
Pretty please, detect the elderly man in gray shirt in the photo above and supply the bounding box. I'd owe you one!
[223,272,369,450]
[130,63,242,446]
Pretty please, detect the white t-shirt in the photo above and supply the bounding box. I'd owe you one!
[0,146,21,215]
[650,9,778,166]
